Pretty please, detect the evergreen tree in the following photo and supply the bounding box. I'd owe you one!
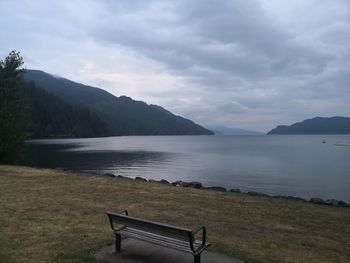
[0,51,28,163]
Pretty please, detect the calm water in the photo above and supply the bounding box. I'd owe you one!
[23,135,350,202]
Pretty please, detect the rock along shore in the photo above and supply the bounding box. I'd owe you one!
[95,172,350,209]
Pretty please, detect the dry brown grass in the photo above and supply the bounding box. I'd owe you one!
[0,165,349,263]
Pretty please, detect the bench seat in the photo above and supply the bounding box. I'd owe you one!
[119,227,205,253]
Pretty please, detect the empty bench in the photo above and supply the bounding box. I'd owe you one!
[107,211,210,263]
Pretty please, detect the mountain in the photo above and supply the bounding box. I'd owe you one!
[24,70,213,136]
[268,117,350,135]
[25,82,110,138]
[206,125,263,135]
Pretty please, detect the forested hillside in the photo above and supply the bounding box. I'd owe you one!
[25,82,110,138]
[24,70,213,136]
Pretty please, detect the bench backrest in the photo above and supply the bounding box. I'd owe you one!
[107,212,192,241]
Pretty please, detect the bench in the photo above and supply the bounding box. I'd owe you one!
[107,211,210,263]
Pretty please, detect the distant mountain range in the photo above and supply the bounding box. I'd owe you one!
[268,117,350,134]
[24,70,213,137]
[206,125,263,135]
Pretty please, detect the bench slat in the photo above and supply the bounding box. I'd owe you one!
[120,228,195,253]
[119,227,203,252]
[108,212,191,241]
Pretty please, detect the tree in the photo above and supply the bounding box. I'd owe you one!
[0,51,28,163]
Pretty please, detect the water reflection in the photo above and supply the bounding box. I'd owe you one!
[23,143,176,176]
[22,135,350,202]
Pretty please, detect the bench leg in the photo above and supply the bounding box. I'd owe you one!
[194,254,200,263]
[115,233,121,254]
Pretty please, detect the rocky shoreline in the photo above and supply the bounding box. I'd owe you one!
[100,172,350,209]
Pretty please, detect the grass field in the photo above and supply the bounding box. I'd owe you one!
[0,165,349,263]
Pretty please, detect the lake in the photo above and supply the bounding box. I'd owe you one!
[23,135,350,202]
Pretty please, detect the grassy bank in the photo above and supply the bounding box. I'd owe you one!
[0,165,349,263]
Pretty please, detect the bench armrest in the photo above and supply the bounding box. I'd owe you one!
[189,226,206,252]
[107,210,128,231]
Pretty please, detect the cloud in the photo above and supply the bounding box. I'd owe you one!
[0,0,349,132]
[92,0,330,79]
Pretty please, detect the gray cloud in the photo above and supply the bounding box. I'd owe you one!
[93,0,330,79]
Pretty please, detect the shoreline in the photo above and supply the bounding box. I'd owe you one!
[19,164,350,208]
[119,175,350,208]
[57,168,350,209]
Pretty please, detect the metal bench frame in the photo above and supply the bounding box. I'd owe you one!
[107,211,210,263]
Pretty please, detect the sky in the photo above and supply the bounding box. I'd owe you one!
[1,0,349,132]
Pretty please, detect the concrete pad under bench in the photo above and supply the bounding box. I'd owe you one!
[95,238,243,263]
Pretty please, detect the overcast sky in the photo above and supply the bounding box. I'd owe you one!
[1,0,349,132]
